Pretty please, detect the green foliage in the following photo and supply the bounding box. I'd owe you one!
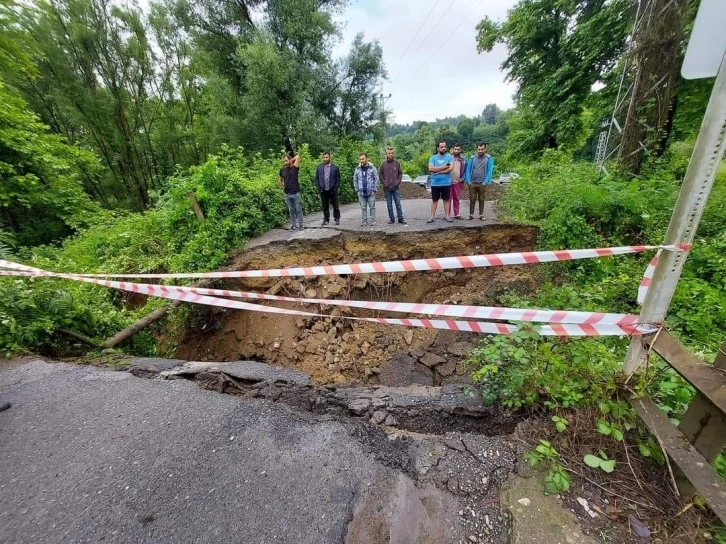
[637,436,665,465]
[1,0,385,213]
[472,150,725,498]
[0,80,103,246]
[477,0,629,157]
[524,439,571,493]
[551,415,568,432]
[0,143,367,355]
[468,329,622,409]
[596,419,623,441]
[0,275,154,357]
[583,451,616,473]
[499,153,726,353]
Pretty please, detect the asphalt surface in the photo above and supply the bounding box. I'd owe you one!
[0,358,464,544]
[248,198,498,248]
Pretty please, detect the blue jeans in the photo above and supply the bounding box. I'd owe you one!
[284,193,303,227]
[384,189,404,221]
[358,193,376,223]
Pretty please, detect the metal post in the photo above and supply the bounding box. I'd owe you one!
[624,52,726,374]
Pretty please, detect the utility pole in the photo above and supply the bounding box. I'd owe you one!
[380,92,391,137]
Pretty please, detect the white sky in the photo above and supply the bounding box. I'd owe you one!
[332,0,519,124]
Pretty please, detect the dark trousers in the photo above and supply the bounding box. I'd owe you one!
[384,189,404,221]
[320,189,340,222]
[469,183,487,216]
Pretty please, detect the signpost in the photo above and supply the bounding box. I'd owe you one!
[623,0,726,374]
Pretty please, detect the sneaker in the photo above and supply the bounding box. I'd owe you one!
[334,220,340,226]
[426,218,435,224]
[444,217,454,223]
[479,216,485,221]
[454,216,463,220]
[0,401,10,412]
[370,221,376,226]
[290,226,297,230]
[398,219,407,224]
[322,220,329,226]
[466,216,474,220]
[388,220,395,224]
[299,224,305,230]
[361,221,367,226]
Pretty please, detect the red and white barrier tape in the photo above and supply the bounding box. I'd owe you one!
[638,251,661,305]
[0,262,657,336]
[20,244,689,279]
[0,268,639,326]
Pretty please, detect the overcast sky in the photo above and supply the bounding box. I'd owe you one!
[332,0,519,125]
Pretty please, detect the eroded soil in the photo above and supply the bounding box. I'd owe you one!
[176,225,539,386]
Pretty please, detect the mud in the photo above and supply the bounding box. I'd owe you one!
[176,225,539,387]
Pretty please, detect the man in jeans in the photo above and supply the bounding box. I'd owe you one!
[450,143,467,219]
[353,153,379,226]
[315,151,341,226]
[378,147,407,225]
[464,142,494,220]
[279,150,304,230]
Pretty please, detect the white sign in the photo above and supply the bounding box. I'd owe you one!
[682,0,726,79]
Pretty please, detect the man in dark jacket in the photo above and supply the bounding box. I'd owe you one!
[315,151,341,226]
[379,146,407,224]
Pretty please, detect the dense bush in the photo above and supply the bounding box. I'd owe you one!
[497,150,726,353]
[0,143,372,356]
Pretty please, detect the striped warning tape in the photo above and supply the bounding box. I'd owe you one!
[0,260,658,336]
[0,268,639,326]
[22,244,689,279]
[638,251,661,305]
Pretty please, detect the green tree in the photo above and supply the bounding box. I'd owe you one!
[477,0,629,157]
[456,118,475,149]
[481,103,501,125]
[436,123,457,147]
[0,80,102,246]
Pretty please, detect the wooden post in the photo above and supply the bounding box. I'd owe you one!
[187,191,205,221]
[678,340,726,464]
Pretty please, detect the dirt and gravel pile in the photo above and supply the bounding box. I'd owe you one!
[374,182,429,200]
[176,225,539,386]
[372,182,505,202]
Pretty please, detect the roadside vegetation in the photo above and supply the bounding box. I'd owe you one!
[1,0,725,537]
[466,153,726,540]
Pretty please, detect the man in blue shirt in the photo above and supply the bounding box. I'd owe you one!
[427,140,454,223]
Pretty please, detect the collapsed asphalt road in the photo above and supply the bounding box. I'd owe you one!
[0,358,516,544]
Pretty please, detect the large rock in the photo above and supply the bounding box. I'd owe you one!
[447,342,474,357]
[437,360,458,377]
[377,353,434,387]
[419,353,446,368]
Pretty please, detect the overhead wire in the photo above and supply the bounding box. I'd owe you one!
[398,0,486,80]
[389,0,458,81]
[388,0,443,79]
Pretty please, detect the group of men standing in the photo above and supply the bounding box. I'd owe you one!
[278,141,493,229]
[427,140,494,223]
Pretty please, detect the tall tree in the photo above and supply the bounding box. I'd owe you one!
[481,103,501,125]
[477,0,629,156]
[456,118,475,148]
[616,0,688,175]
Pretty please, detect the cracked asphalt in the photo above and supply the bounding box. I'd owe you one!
[1,358,488,543]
